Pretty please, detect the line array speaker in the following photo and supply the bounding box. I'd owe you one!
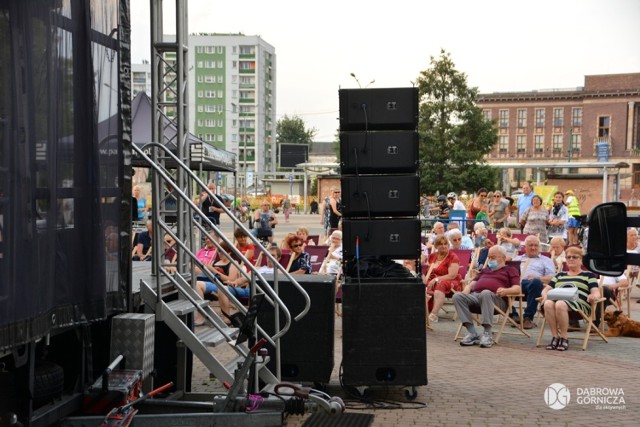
[339,88,419,131]
[342,278,427,387]
[342,218,421,259]
[340,131,419,175]
[341,175,420,217]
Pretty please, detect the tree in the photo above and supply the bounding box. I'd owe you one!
[416,49,499,195]
[276,114,316,148]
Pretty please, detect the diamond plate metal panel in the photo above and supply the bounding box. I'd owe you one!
[111,313,155,378]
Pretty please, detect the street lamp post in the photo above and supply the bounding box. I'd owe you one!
[350,72,375,88]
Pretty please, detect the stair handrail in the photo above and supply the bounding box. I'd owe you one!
[133,142,311,340]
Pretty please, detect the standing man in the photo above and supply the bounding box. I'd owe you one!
[453,245,521,348]
[517,182,535,233]
[564,189,581,246]
[512,235,556,329]
[282,195,292,223]
[200,181,225,227]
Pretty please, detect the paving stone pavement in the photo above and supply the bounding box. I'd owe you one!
[192,213,640,426]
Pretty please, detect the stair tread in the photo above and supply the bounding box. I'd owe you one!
[195,326,239,346]
[167,299,201,315]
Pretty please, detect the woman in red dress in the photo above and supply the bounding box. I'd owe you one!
[424,234,463,323]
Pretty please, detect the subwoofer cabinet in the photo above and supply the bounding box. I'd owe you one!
[257,274,336,383]
[339,88,419,131]
[342,218,422,260]
[340,131,418,175]
[341,175,420,217]
[341,278,427,387]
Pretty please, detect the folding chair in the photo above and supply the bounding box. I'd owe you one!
[453,291,531,344]
[616,266,633,315]
[453,260,530,343]
[535,276,608,351]
[306,245,329,273]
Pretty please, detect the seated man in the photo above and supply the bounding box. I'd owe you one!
[512,235,556,329]
[452,245,521,348]
[132,220,152,261]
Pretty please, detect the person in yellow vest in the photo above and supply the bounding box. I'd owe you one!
[565,190,581,246]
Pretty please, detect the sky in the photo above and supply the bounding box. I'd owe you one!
[130,0,640,142]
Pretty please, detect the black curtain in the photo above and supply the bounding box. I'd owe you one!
[0,0,128,349]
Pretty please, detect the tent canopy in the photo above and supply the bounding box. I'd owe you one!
[131,92,236,172]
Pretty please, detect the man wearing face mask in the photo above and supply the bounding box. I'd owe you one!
[453,245,521,348]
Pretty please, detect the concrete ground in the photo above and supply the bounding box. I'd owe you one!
[192,212,640,426]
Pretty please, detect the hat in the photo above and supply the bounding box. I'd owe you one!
[565,190,574,195]
[447,192,457,199]
[437,195,447,202]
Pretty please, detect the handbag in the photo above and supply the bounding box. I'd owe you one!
[547,284,579,302]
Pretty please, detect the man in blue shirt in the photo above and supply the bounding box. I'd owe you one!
[512,235,556,329]
[516,182,535,233]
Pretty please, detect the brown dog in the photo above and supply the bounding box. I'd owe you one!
[604,310,640,337]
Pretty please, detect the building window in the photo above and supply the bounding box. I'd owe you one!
[553,108,564,127]
[534,135,544,153]
[572,107,583,127]
[217,134,223,142]
[205,46,215,54]
[598,116,610,138]
[499,135,508,152]
[571,133,581,151]
[217,104,223,113]
[196,46,203,53]
[197,90,203,98]
[517,109,527,128]
[197,75,203,83]
[217,90,223,98]
[217,75,223,83]
[535,108,545,128]
[552,135,563,151]
[217,119,223,127]
[197,61,203,68]
[217,46,224,54]
[197,105,203,113]
[205,105,215,113]
[232,61,237,69]
[204,75,215,83]
[205,119,214,127]
[499,110,509,128]
[482,109,491,121]
[516,135,526,153]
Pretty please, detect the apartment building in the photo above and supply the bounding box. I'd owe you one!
[477,73,640,191]
[187,33,276,180]
[131,62,151,98]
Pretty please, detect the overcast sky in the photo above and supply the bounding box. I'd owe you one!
[130,0,640,142]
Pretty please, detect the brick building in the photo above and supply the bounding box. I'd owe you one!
[477,73,640,198]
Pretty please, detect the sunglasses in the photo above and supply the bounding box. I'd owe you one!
[494,195,502,198]
[451,238,461,241]
[291,244,302,248]
[566,255,581,260]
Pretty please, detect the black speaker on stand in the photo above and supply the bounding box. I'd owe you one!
[338,87,427,395]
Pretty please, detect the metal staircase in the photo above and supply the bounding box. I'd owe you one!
[132,142,310,394]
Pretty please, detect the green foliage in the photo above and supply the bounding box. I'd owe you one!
[276,114,317,148]
[416,49,499,194]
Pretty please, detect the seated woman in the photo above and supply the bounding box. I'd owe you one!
[285,234,311,274]
[496,227,520,260]
[194,231,218,277]
[447,229,473,250]
[319,230,343,275]
[540,247,601,351]
[548,236,567,273]
[424,235,463,323]
[216,246,284,325]
[234,227,255,265]
[195,242,242,325]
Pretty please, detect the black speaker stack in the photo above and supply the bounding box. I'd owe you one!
[339,88,427,391]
